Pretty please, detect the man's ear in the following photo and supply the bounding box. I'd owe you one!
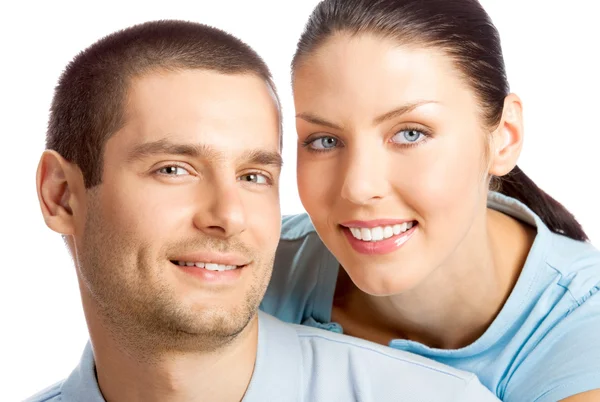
[36,150,86,235]
[488,93,524,177]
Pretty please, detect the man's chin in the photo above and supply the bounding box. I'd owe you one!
[140,304,257,350]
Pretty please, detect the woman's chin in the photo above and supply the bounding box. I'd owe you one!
[343,262,429,297]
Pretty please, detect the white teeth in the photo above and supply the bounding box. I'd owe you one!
[348,222,415,242]
[176,261,238,271]
[383,226,394,238]
[371,227,384,241]
[350,227,362,240]
[204,263,237,271]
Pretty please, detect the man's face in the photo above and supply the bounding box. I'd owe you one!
[75,69,282,350]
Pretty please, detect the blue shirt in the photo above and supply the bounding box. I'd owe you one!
[26,311,497,402]
[261,192,600,401]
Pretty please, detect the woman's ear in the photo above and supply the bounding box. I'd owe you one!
[488,93,524,177]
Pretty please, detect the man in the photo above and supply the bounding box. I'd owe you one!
[28,20,498,401]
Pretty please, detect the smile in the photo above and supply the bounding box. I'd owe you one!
[170,260,242,272]
[347,221,415,242]
[340,221,418,255]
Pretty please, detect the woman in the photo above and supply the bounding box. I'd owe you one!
[260,0,600,401]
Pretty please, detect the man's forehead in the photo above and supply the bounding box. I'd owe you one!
[126,69,279,118]
[108,69,281,157]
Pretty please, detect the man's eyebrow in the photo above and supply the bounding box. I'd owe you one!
[126,138,282,168]
[126,139,219,163]
[240,149,283,169]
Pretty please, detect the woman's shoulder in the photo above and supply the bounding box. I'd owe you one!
[260,214,339,324]
[502,234,600,401]
[502,274,600,401]
[545,231,600,302]
[280,213,318,240]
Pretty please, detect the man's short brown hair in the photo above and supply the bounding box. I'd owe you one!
[47,19,280,188]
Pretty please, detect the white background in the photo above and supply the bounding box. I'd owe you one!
[1,1,598,400]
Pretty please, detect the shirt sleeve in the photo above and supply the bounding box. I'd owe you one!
[503,288,600,402]
[260,214,323,324]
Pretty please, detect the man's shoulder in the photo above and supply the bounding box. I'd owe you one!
[293,323,475,380]
[286,321,499,401]
[23,381,65,402]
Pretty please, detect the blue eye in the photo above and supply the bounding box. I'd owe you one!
[391,129,426,145]
[308,136,339,150]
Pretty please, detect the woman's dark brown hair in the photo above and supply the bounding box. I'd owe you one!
[292,0,587,241]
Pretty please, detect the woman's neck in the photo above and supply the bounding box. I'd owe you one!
[332,208,535,349]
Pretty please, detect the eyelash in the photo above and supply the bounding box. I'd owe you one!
[238,171,273,186]
[301,125,432,153]
[300,137,340,153]
[391,125,432,149]
[154,164,272,186]
[154,162,192,176]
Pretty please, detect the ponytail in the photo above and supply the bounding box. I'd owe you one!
[497,166,588,242]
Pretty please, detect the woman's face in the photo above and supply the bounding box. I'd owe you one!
[294,34,493,296]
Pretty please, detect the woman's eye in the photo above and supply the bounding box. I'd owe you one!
[157,166,190,176]
[239,173,269,185]
[308,136,339,150]
[391,129,426,145]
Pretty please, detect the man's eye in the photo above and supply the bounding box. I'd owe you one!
[238,173,269,185]
[157,166,190,176]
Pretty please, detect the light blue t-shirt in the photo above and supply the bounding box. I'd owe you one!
[261,192,600,401]
[26,312,497,402]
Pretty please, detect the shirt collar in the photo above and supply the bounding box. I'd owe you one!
[60,311,302,401]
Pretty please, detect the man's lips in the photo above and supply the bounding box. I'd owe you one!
[170,251,250,267]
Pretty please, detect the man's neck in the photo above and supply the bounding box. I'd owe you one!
[86,306,259,402]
